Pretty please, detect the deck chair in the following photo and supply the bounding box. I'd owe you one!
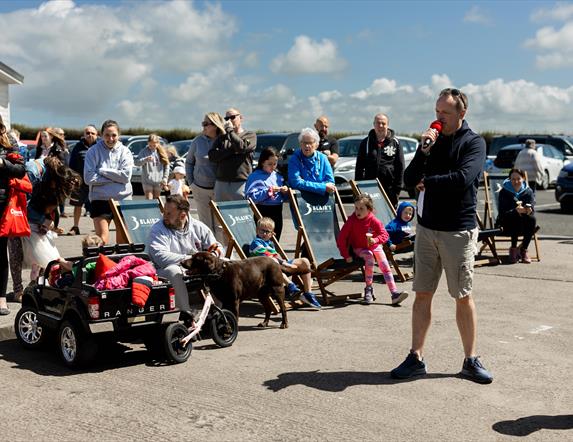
[110,198,164,249]
[287,188,363,305]
[483,171,541,261]
[209,199,300,312]
[349,179,413,282]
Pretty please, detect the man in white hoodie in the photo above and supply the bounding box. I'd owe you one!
[514,139,544,192]
[148,195,223,312]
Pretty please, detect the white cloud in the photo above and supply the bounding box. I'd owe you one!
[351,78,414,100]
[270,35,347,75]
[524,21,573,68]
[463,6,492,25]
[531,2,573,21]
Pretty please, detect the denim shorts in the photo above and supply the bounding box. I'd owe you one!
[413,224,478,299]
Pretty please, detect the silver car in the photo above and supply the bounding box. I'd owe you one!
[333,135,419,196]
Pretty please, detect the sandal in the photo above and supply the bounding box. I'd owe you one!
[67,226,80,236]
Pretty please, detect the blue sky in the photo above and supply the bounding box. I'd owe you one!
[1,0,573,134]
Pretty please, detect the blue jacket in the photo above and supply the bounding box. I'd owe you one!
[385,201,415,246]
[288,149,334,195]
[245,169,285,205]
[404,120,485,231]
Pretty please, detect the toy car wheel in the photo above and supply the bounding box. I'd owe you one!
[15,306,47,349]
[58,320,98,369]
[210,309,238,348]
[163,323,192,363]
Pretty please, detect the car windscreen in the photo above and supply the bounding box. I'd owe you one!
[338,139,362,157]
[254,135,288,158]
[172,140,192,156]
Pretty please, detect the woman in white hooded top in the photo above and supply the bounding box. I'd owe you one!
[84,120,133,244]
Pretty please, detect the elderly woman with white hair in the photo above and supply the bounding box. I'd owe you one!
[288,127,336,196]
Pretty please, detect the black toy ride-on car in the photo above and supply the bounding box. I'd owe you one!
[14,244,191,368]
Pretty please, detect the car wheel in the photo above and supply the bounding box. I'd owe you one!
[15,306,47,349]
[209,309,238,348]
[163,323,192,363]
[540,170,550,190]
[58,320,98,369]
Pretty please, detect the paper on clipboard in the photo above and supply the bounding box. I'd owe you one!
[417,190,425,218]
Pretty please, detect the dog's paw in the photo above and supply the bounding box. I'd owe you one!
[257,321,269,328]
[280,323,288,329]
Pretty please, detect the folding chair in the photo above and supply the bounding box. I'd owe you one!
[209,199,299,311]
[349,179,413,282]
[287,188,363,305]
[483,171,541,261]
[110,198,164,249]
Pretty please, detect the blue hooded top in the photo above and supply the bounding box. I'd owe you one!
[385,201,416,247]
[496,177,535,225]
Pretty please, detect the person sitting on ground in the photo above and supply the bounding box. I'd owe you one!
[249,217,320,309]
[385,201,416,252]
[496,168,536,264]
[288,127,336,198]
[147,194,223,312]
[337,194,409,305]
[245,147,288,240]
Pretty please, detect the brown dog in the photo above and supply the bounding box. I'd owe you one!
[181,252,288,329]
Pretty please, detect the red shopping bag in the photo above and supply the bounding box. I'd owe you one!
[0,176,32,238]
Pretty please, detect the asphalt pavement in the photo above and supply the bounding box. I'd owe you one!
[1,192,572,440]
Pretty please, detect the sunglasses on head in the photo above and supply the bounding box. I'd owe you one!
[440,88,467,110]
[224,114,240,121]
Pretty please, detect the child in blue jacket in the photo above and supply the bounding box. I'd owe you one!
[385,201,415,251]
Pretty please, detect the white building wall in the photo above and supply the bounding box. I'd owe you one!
[0,82,10,129]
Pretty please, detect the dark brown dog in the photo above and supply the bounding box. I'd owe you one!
[181,252,288,329]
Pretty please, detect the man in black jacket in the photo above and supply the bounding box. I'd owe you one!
[314,115,338,167]
[67,125,98,235]
[354,113,404,207]
[391,88,493,384]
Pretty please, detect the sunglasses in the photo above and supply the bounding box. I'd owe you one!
[224,114,240,121]
[440,88,467,110]
[201,121,214,127]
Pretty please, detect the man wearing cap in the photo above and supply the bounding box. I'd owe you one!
[314,116,339,167]
[208,107,257,202]
[67,125,99,235]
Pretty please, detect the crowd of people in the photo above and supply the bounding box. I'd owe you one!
[1,91,549,384]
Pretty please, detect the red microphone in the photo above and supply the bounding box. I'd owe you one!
[423,120,443,148]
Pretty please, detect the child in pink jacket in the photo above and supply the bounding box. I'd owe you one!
[337,194,409,305]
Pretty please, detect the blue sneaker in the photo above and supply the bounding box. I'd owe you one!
[461,356,493,384]
[299,292,321,310]
[285,282,301,300]
[391,352,427,379]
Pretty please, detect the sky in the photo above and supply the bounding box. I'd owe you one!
[1,0,573,134]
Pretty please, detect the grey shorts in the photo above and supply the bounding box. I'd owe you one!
[413,224,478,299]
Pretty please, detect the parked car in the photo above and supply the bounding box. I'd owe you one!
[484,143,569,189]
[253,132,299,179]
[555,162,573,213]
[171,139,194,158]
[333,135,419,196]
[489,134,573,161]
[121,135,168,195]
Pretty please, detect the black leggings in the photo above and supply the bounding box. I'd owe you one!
[0,237,8,297]
[500,212,537,249]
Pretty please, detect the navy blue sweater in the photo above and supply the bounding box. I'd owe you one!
[404,120,485,231]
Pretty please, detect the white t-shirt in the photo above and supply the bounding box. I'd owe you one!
[169,178,185,195]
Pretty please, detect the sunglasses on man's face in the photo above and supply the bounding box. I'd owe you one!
[224,114,240,121]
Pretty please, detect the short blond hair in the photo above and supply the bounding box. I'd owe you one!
[82,234,104,248]
[257,217,275,231]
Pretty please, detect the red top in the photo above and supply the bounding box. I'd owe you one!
[336,212,389,259]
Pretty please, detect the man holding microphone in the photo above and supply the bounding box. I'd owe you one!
[391,88,493,384]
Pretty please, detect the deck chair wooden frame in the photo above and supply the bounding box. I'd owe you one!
[349,179,413,282]
[110,198,164,247]
[482,171,541,261]
[287,188,363,305]
[209,198,299,312]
